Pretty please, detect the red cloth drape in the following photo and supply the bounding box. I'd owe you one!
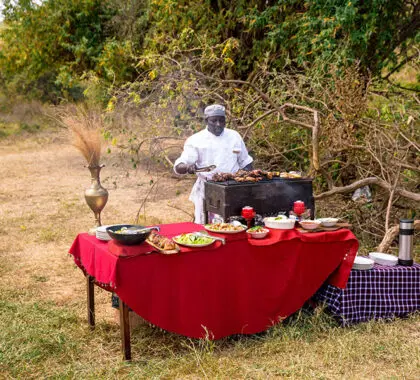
[69,222,358,339]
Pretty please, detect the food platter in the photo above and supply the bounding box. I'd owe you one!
[146,239,180,254]
[146,230,180,254]
[204,223,247,234]
[173,233,216,248]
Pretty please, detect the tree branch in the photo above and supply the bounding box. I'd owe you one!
[377,220,420,253]
[314,177,420,202]
[382,52,419,80]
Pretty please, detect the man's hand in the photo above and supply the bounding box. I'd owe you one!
[187,164,197,174]
[175,163,196,175]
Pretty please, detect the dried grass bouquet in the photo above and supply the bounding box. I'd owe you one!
[64,109,103,167]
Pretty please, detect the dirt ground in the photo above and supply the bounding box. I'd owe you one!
[0,131,195,323]
[2,131,420,379]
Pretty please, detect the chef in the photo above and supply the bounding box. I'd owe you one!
[174,104,253,224]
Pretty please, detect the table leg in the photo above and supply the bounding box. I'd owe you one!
[119,300,132,361]
[86,275,95,329]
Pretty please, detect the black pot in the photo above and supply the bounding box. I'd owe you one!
[106,225,158,246]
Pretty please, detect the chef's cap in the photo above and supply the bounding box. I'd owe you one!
[204,104,225,118]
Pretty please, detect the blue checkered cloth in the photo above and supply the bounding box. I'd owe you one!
[314,263,420,325]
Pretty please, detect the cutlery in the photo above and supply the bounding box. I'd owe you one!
[195,165,216,172]
[194,231,226,245]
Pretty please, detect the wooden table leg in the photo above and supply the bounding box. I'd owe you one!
[86,275,95,329]
[119,300,132,361]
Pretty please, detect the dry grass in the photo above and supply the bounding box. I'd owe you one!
[64,110,103,167]
[0,132,419,379]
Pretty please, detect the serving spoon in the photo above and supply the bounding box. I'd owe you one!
[193,231,226,245]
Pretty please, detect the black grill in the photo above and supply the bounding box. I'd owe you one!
[204,178,314,222]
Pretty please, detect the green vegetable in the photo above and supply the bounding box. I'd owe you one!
[274,215,287,221]
[248,226,265,232]
[175,233,213,245]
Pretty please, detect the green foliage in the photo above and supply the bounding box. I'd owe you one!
[145,0,419,78]
[0,0,418,101]
[0,0,139,101]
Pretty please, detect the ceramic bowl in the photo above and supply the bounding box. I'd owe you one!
[318,218,339,227]
[299,220,321,230]
[263,217,295,230]
[246,227,269,239]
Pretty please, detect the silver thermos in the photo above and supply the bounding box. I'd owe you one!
[398,219,414,266]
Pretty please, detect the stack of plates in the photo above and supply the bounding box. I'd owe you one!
[96,225,112,241]
[352,256,374,270]
[368,252,398,266]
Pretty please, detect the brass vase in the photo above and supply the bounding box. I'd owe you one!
[85,164,109,234]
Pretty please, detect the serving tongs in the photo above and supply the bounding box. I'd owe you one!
[124,226,160,233]
[195,165,216,173]
[192,231,226,245]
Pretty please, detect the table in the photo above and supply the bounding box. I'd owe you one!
[69,222,358,360]
[314,263,420,325]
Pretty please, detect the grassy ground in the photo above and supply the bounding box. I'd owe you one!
[0,130,419,379]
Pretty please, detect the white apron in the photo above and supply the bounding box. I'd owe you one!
[174,128,253,224]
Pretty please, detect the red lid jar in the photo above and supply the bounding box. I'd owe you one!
[293,200,306,215]
[241,206,256,219]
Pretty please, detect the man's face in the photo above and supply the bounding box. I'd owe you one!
[207,116,226,136]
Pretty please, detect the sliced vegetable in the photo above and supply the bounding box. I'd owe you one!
[175,233,214,245]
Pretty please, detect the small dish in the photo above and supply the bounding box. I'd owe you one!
[299,220,321,230]
[246,227,269,239]
[318,218,339,227]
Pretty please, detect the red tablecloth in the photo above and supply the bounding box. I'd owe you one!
[69,222,358,339]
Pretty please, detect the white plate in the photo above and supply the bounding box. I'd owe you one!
[368,252,398,266]
[96,234,112,241]
[352,256,374,270]
[96,225,111,233]
[204,224,247,234]
[172,234,216,248]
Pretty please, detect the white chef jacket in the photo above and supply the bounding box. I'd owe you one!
[174,127,253,224]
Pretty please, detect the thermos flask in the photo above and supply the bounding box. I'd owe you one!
[398,219,414,266]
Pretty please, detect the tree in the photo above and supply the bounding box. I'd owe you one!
[0,0,138,101]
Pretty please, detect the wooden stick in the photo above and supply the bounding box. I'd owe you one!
[86,275,95,329]
[119,300,132,361]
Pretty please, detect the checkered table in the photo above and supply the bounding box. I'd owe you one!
[314,263,420,325]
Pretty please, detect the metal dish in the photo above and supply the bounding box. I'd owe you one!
[106,225,158,245]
